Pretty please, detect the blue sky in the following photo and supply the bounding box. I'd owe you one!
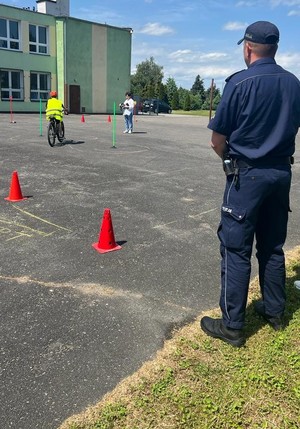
[3,0,300,90]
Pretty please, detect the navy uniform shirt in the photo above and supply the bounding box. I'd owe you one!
[208,58,300,160]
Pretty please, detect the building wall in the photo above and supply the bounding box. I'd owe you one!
[63,18,131,114]
[0,5,132,114]
[106,26,132,113]
[0,5,57,112]
[56,19,65,103]
[92,24,107,113]
[65,18,93,112]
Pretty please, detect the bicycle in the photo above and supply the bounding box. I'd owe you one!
[47,115,65,147]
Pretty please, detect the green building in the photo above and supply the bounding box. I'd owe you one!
[0,0,132,113]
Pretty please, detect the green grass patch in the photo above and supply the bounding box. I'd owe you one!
[59,247,300,429]
[172,110,213,117]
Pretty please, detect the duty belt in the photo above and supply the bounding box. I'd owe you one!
[233,156,293,168]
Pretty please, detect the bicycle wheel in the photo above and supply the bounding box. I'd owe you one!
[57,121,65,142]
[47,122,56,147]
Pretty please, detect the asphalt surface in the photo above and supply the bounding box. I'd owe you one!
[1,112,300,429]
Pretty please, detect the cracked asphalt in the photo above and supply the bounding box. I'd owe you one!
[1,112,300,428]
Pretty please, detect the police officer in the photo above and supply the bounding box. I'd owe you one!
[200,21,300,347]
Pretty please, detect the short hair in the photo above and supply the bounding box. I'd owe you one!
[125,92,132,97]
[247,41,278,58]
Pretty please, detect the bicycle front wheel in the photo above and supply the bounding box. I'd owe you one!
[47,122,56,147]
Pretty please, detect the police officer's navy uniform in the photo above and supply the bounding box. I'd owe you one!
[208,57,300,330]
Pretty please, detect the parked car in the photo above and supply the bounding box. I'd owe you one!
[142,99,172,114]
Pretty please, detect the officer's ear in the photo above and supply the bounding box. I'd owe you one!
[244,42,252,54]
[244,41,253,66]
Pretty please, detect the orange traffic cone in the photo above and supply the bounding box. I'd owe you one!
[92,208,121,254]
[5,171,27,202]
[81,114,85,123]
[107,115,111,123]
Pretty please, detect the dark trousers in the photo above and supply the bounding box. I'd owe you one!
[218,166,291,329]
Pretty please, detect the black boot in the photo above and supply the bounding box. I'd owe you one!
[200,316,245,347]
[254,301,283,331]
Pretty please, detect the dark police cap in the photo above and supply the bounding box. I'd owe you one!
[237,21,279,45]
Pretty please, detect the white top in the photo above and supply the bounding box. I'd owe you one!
[123,98,134,115]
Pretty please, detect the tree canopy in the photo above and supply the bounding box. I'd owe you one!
[130,58,221,111]
[130,57,164,99]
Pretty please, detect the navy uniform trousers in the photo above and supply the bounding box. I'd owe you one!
[218,165,291,330]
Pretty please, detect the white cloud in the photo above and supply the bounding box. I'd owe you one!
[270,0,300,6]
[235,1,260,6]
[223,21,248,31]
[168,50,228,64]
[138,22,175,36]
[168,50,193,59]
[277,52,300,72]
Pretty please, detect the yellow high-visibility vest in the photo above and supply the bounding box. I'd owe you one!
[46,98,63,121]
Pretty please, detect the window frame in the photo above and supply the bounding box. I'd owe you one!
[29,24,49,55]
[30,71,51,101]
[0,18,20,51]
[0,69,24,101]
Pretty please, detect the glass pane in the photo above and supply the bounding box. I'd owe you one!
[0,19,7,37]
[29,44,36,52]
[38,26,46,44]
[39,74,48,90]
[0,71,9,87]
[30,74,37,90]
[12,91,21,100]
[1,90,10,99]
[29,25,36,42]
[9,21,19,40]
[10,41,19,50]
[0,39,8,48]
[31,91,39,100]
[11,72,20,89]
[40,92,48,100]
[39,46,47,54]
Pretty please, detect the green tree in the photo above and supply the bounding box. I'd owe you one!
[189,94,202,110]
[171,90,179,110]
[183,92,191,111]
[176,87,188,109]
[130,57,164,98]
[212,89,221,110]
[202,88,212,110]
[191,75,206,107]
[165,77,179,109]
[202,86,221,110]
[158,82,167,101]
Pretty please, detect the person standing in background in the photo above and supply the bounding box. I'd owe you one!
[120,92,134,134]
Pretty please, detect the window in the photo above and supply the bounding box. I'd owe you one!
[0,18,20,50]
[30,72,50,100]
[0,69,23,100]
[29,24,48,54]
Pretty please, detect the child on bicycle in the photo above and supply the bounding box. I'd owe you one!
[45,91,67,122]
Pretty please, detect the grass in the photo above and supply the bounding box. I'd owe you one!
[172,110,213,116]
[59,247,300,429]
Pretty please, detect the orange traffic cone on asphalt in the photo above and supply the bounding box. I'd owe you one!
[92,208,121,254]
[107,115,111,123]
[81,114,85,123]
[5,171,27,202]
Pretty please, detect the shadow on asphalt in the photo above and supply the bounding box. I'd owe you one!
[61,139,85,145]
